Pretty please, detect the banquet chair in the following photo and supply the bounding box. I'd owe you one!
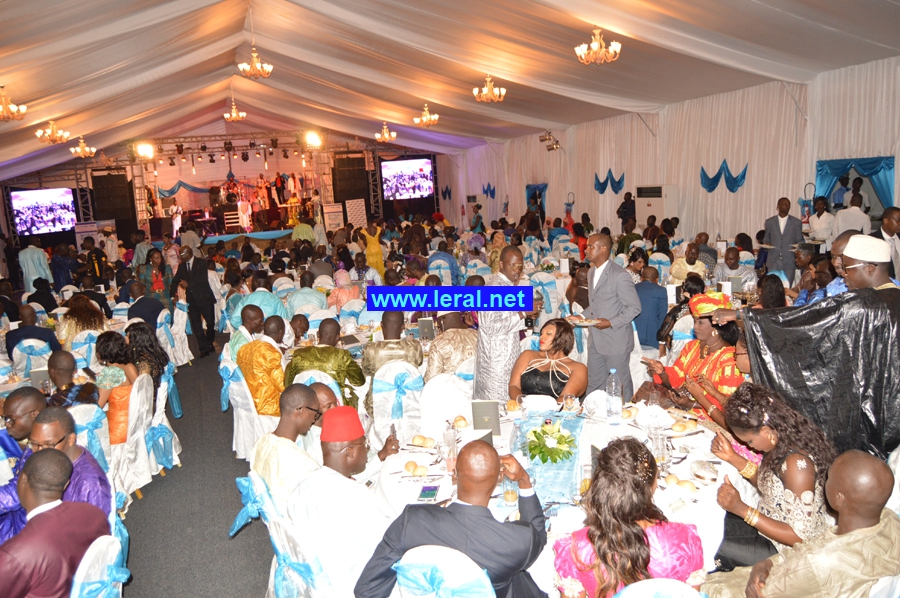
[220,359,278,460]
[0,445,13,485]
[419,374,474,440]
[27,302,48,320]
[552,234,572,248]
[665,314,694,367]
[454,357,476,384]
[393,545,494,598]
[52,306,69,321]
[357,307,384,330]
[60,284,80,301]
[216,283,232,334]
[628,323,651,390]
[523,395,559,412]
[70,403,112,474]
[614,253,628,268]
[558,302,588,365]
[428,259,454,287]
[71,329,102,372]
[870,574,900,598]
[273,277,295,299]
[648,253,671,282]
[307,309,337,334]
[109,374,154,506]
[159,305,193,367]
[313,275,335,290]
[21,291,32,304]
[69,535,129,598]
[12,338,52,378]
[554,242,581,261]
[529,271,560,329]
[339,299,366,326]
[146,367,183,475]
[739,250,756,269]
[293,303,320,319]
[112,302,131,322]
[265,515,319,598]
[464,259,491,283]
[612,579,701,597]
[292,369,343,405]
[371,361,425,447]
[520,333,540,353]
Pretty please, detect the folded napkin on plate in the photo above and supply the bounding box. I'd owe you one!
[635,404,675,428]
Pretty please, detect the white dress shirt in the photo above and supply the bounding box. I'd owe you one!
[778,214,788,234]
[26,500,61,521]
[808,211,836,250]
[591,260,610,289]
[831,206,871,238]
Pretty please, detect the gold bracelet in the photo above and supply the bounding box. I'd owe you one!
[707,404,718,414]
[744,507,760,527]
[739,461,758,479]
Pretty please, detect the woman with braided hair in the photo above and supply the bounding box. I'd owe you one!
[553,437,703,597]
[711,382,836,570]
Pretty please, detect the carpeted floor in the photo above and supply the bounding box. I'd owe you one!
[122,339,273,597]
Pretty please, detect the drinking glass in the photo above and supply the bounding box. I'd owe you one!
[649,428,670,475]
[561,394,578,412]
[40,379,53,396]
[309,332,318,345]
[648,390,660,407]
[517,394,528,420]
[502,477,518,506]
[583,397,597,420]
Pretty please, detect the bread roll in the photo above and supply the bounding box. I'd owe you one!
[413,465,429,477]
[411,435,426,447]
[684,419,698,430]
[453,416,469,429]
[404,461,418,474]
[677,480,697,492]
[671,421,688,433]
[665,474,680,486]
[506,399,520,412]
[423,437,435,448]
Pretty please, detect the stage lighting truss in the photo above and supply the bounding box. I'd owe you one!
[224,141,234,152]
[241,152,250,162]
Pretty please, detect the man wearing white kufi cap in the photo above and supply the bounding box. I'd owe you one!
[841,235,900,291]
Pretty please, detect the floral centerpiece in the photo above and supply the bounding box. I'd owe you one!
[539,261,557,273]
[527,418,577,464]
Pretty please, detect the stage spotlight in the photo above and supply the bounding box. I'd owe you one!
[224,141,233,152]
[200,143,207,151]
[293,149,299,155]
[268,148,274,156]
[538,131,553,143]
[175,143,184,155]
[255,151,261,157]
[220,153,226,159]
[282,149,289,159]
[158,158,164,164]
[181,156,187,162]
[249,140,256,148]
[168,157,176,166]
[241,152,249,162]
[156,144,164,154]
[209,153,216,163]
[233,153,238,159]
[270,138,278,149]
[305,131,322,147]
[546,140,560,151]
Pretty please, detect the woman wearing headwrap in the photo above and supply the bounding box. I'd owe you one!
[460,233,486,270]
[327,269,360,312]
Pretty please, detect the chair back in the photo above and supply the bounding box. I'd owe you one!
[648,253,671,281]
[12,338,52,378]
[419,374,474,440]
[528,271,560,328]
[357,307,383,329]
[27,302,48,320]
[69,535,129,598]
[427,259,454,287]
[555,242,581,260]
[454,357,476,384]
[52,306,69,321]
[307,309,337,334]
[393,545,494,598]
[739,250,756,268]
[870,574,900,598]
[273,277,295,299]
[266,515,320,598]
[464,259,492,281]
[523,395,559,412]
[70,404,112,473]
[292,370,343,406]
[293,303,320,319]
[339,299,366,325]
[146,365,182,474]
[61,284,80,300]
[21,291,32,304]
[519,333,540,353]
[552,234,572,248]
[612,578,701,598]
[312,275,334,290]
[371,361,424,447]
[112,374,154,498]
[72,329,102,372]
[112,302,131,322]
[222,359,278,460]
[665,314,695,367]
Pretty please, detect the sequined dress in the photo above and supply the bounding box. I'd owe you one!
[474,272,523,401]
[757,451,830,552]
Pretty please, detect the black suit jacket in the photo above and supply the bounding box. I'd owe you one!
[128,296,166,329]
[870,228,896,279]
[75,291,113,318]
[170,257,215,306]
[0,295,20,322]
[355,494,548,598]
[6,325,62,359]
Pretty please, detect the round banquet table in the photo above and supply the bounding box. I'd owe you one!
[374,404,759,597]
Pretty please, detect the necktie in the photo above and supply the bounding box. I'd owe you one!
[186,261,191,275]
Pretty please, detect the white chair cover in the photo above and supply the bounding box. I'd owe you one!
[427,259,454,286]
[371,361,424,447]
[313,275,335,290]
[21,291,32,304]
[739,250,756,268]
[207,270,225,326]
[147,370,183,474]
[158,304,193,367]
[292,370,343,406]
[12,338,51,378]
[293,303,320,318]
[870,574,900,598]
[552,234,572,248]
[886,444,900,515]
[357,308,383,329]
[220,359,278,460]
[419,374,473,440]
[464,259,492,281]
[648,253,671,282]
[51,306,69,319]
[614,253,628,268]
[70,404,112,474]
[394,545,494,598]
[60,284,80,300]
[264,515,316,598]
[273,277,295,299]
[520,333,540,353]
[454,357,476,385]
[339,299,366,326]
[109,374,154,504]
[217,283,233,334]
[665,313,695,367]
[70,535,128,598]
[72,329,102,372]
[0,443,13,485]
[612,578,701,597]
[553,242,581,261]
[307,309,337,333]
[529,271,560,329]
[524,395,558,412]
[111,302,130,322]
[628,323,650,394]
[26,302,48,320]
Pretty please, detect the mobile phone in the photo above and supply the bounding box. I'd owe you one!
[390,423,396,438]
[417,485,439,503]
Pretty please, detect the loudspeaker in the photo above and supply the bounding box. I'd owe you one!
[91,173,134,221]
[333,157,369,203]
[149,217,173,239]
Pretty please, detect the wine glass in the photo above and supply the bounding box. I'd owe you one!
[517,394,528,420]
[562,394,578,412]
[583,397,597,420]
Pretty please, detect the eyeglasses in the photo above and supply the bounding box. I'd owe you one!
[299,405,322,423]
[340,439,370,454]
[3,410,37,426]
[27,434,68,451]
[843,263,870,270]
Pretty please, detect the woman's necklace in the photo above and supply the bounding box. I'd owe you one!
[523,351,573,377]
[701,337,726,358]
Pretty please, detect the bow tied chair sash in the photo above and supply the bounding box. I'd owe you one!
[340,307,362,322]
[739,259,755,267]
[112,306,129,319]
[219,363,245,412]
[76,565,131,598]
[671,330,695,341]
[229,476,266,536]
[308,317,333,331]
[114,492,130,564]
[19,343,52,377]
[273,551,324,598]
[670,239,685,250]
[175,302,192,335]
[0,364,12,379]
[372,372,424,419]
[145,423,175,470]
[157,317,175,347]
[455,371,474,382]
[162,362,183,418]
[275,286,293,299]
[72,333,98,370]
[558,304,584,353]
[530,279,555,314]
[392,562,493,598]
[302,376,341,402]
[429,261,452,285]
[648,256,670,279]
[75,409,109,472]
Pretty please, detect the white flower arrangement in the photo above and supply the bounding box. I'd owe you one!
[526,418,576,464]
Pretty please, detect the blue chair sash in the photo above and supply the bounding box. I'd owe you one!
[455,371,474,382]
[392,562,494,598]
[113,492,130,566]
[649,257,670,279]
[670,239,685,250]
[112,306,129,319]
[672,330,695,341]
[77,564,131,598]
[340,308,362,322]
[273,550,323,598]
[301,376,341,403]
[157,318,175,347]
[530,279,555,314]
[0,364,12,378]
[72,333,98,370]
[739,259,755,267]
[229,477,264,536]
[176,302,192,335]
[18,343,51,377]
[558,303,583,353]
[74,409,109,473]
[218,364,244,412]
[162,363,182,419]
[276,287,293,299]
[145,424,175,470]
[372,372,424,419]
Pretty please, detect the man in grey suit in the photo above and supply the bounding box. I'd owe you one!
[763,197,805,284]
[575,234,642,400]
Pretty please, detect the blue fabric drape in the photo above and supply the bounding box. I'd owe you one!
[77,565,131,598]
[700,160,748,193]
[229,477,264,536]
[162,362,182,419]
[372,372,424,419]
[156,181,211,199]
[815,157,895,207]
[145,424,175,470]
[481,183,496,199]
[526,184,548,213]
[201,230,293,245]
[594,170,625,195]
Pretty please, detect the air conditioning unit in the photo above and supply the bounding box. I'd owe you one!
[635,185,678,224]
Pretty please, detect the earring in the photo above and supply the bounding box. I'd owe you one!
[767,432,777,446]
[711,330,718,337]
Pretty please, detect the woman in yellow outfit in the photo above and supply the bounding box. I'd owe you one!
[360,220,385,278]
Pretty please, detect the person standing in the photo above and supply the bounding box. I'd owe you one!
[573,234,641,399]
[871,206,900,279]
[19,237,52,293]
[50,244,78,292]
[831,175,850,211]
[831,194,871,239]
[137,248,174,311]
[763,197,804,284]
[131,230,154,268]
[81,236,108,281]
[170,245,217,358]
[633,267,668,349]
[615,191,636,233]
[361,219,385,278]
[273,172,285,203]
[807,196,835,250]
[179,222,205,259]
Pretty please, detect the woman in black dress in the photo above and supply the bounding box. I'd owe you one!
[508,318,587,402]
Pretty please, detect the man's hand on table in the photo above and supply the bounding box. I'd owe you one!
[499,454,532,490]
[377,434,399,461]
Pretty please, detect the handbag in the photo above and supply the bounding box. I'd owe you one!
[656,302,688,345]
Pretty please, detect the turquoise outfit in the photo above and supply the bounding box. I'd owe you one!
[228,289,290,329]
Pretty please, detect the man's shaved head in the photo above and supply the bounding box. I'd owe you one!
[48,350,77,373]
[241,305,265,334]
[318,319,340,346]
[263,315,285,342]
[279,383,318,413]
[456,440,502,504]
[19,304,36,326]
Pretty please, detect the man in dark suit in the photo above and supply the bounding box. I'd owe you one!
[74,275,113,318]
[356,440,547,598]
[576,234,642,400]
[170,245,217,357]
[0,449,109,598]
[763,197,804,284]
[6,304,62,360]
[127,282,165,329]
[870,206,900,279]
[634,266,668,349]
[0,280,20,322]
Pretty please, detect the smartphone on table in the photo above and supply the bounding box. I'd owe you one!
[417,485,440,503]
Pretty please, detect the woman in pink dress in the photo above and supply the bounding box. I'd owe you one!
[327,269,360,312]
[554,438,704,597]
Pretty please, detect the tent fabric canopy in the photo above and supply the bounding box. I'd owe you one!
[2,0,899,180]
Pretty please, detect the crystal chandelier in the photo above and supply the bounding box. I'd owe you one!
[224,86,247,122]
[413,103,439,127]
[35,121,70,144]
[0,86,26,121]
[70,136,96,158]
[238,7,273,79]
[375,122,396,143]
[574,28,622,65]
[473,75,506,103]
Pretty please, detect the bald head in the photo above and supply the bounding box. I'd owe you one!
[300,270,315,288]
[695,233,710,246]
[130,282,146,300]
[241,305,265,335]
[640,266,659,282]
[19,304,36,326]
[381,311,404,339]
[48,350,77,374]
[263,315,285,344]
[456,440,501,504]
[309,382,339,427]
[826,450,895,523]
[318,318,340,346]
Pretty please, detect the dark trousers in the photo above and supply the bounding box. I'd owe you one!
[714,512,778,571]
[188,298,217,354]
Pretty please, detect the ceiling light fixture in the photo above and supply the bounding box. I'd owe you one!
[413,103,439,127]
[168,157,176,166]
[69,136,96,159]
[238,6,273,79]
[175,143,184,155]
[575,28,622,65]
[181,156,187,162]
[241,152,249,162]
[224,85,247,122]
[375,122,397,143]
[270,137,278,149]
[35,121,70,144]
[0,85,26,121]
[473,74,505,103]
[305,131,321,148]
[282,149,289,159]
[256,150,261,157]
[136,143,154,160]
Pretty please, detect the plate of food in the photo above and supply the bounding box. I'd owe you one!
[759,243,775,249]
[571,318,602,327]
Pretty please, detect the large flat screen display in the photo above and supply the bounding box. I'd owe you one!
[380,157,434,200]
[11,188,78,235]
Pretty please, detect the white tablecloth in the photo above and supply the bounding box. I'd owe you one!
[374,411,758,596]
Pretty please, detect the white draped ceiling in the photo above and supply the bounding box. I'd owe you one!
[2,0,899,181]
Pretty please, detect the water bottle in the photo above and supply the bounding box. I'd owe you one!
[606,368,623,425]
